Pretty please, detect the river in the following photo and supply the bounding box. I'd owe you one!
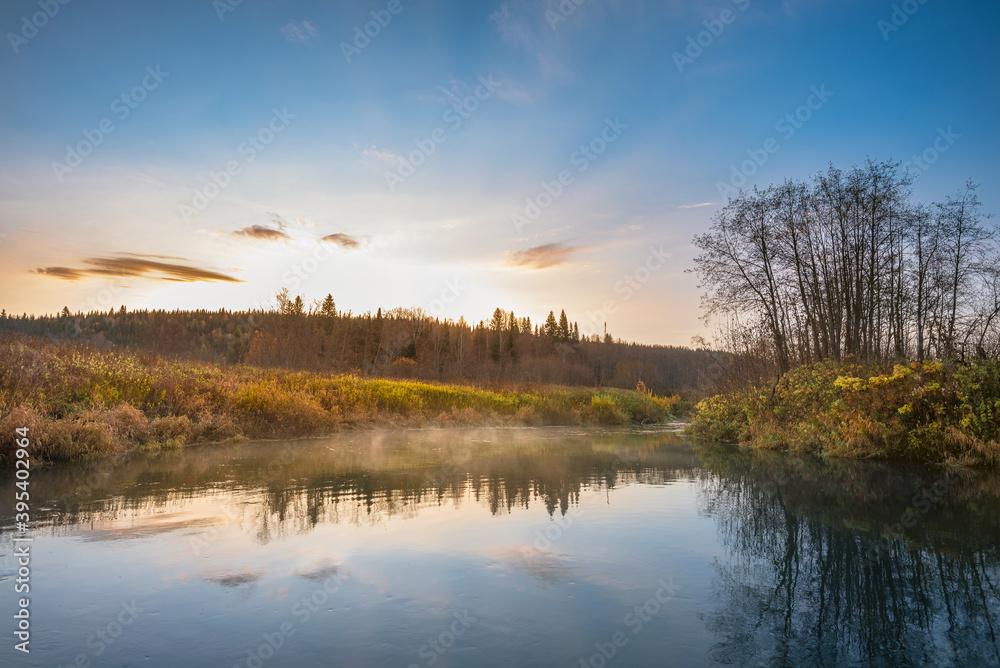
[1,426,998,667]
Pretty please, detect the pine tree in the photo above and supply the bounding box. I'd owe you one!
[320,294,336,318]
[558,309,570,342]
[572,322,579,343]
[544,311,559,338]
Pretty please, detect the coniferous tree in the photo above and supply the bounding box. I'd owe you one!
[558,310,570,342]
[320,294,336,318]
[544,311,559,338]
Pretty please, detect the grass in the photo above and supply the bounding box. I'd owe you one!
[686,359,1000,467]
[0,336,681,462]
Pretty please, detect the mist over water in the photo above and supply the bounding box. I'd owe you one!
[1,427,998,667]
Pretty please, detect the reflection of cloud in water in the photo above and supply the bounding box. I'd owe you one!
[201,568,261,588]
[79,513,227,541]
[490,546,576,584]
[293,559,340,582]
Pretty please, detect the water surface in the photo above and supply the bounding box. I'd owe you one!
[1,426,999,667]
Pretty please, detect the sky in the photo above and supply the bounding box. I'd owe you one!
[1,0,998,346]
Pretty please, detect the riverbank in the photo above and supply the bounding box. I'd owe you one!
[687,359,1000,466]
[0,337,682,462]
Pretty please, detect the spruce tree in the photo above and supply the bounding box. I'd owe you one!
[544,311,559,338]
[558,310,570,341]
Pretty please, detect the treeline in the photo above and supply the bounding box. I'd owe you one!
[693,160,997,373]
[0,291,720,395]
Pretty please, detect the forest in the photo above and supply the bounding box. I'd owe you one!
[0,292,719,397]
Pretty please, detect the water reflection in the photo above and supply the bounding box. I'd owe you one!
[0,427,997,667]
[697,448,1000,667]
[17,428,699,541]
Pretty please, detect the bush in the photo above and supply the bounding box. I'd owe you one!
[688,359,1000,466]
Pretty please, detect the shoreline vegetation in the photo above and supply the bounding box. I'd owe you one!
[0,336,684,463]
[687,360,1000,467]
[687,160,1000,468]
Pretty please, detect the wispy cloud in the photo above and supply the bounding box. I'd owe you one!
[201,569,261,588]
[490,1,571,80]
[231,225,291,242]
[33,266,86,280]
[32,255,243,283]
[281,20,320,45]
[507,242,580,269]
[362,145,400,164]
[293,559,340,583]
[320,233,361,250]
[678,202,713,209]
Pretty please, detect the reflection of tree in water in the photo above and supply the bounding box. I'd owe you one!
[2,429,698,545]
[696,447,1000,667]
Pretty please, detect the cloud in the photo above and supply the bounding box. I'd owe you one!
[362,145,400,164]
[32,266,86,280]
[32,255,243,283]
[678,202,713,209]
[281,20,320,45]
[320,233,361,250]
[266,212,289,229]
[491,2,538,51]
[201,569,261,588]
[507,242,580,269]
[231,225,291,242]
[489,546,577,584]
[293,559,340,583]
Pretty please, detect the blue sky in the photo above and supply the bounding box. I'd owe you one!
[1,0,998,345]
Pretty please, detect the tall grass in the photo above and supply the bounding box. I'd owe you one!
[0,336,679,462]
[686,360,1000,467]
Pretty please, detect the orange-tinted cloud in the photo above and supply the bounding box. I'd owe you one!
[32,255,243,283]
[320,233,361,250]
[32,266,87,280]
[507,242,580,269]
[231,225,290,242]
